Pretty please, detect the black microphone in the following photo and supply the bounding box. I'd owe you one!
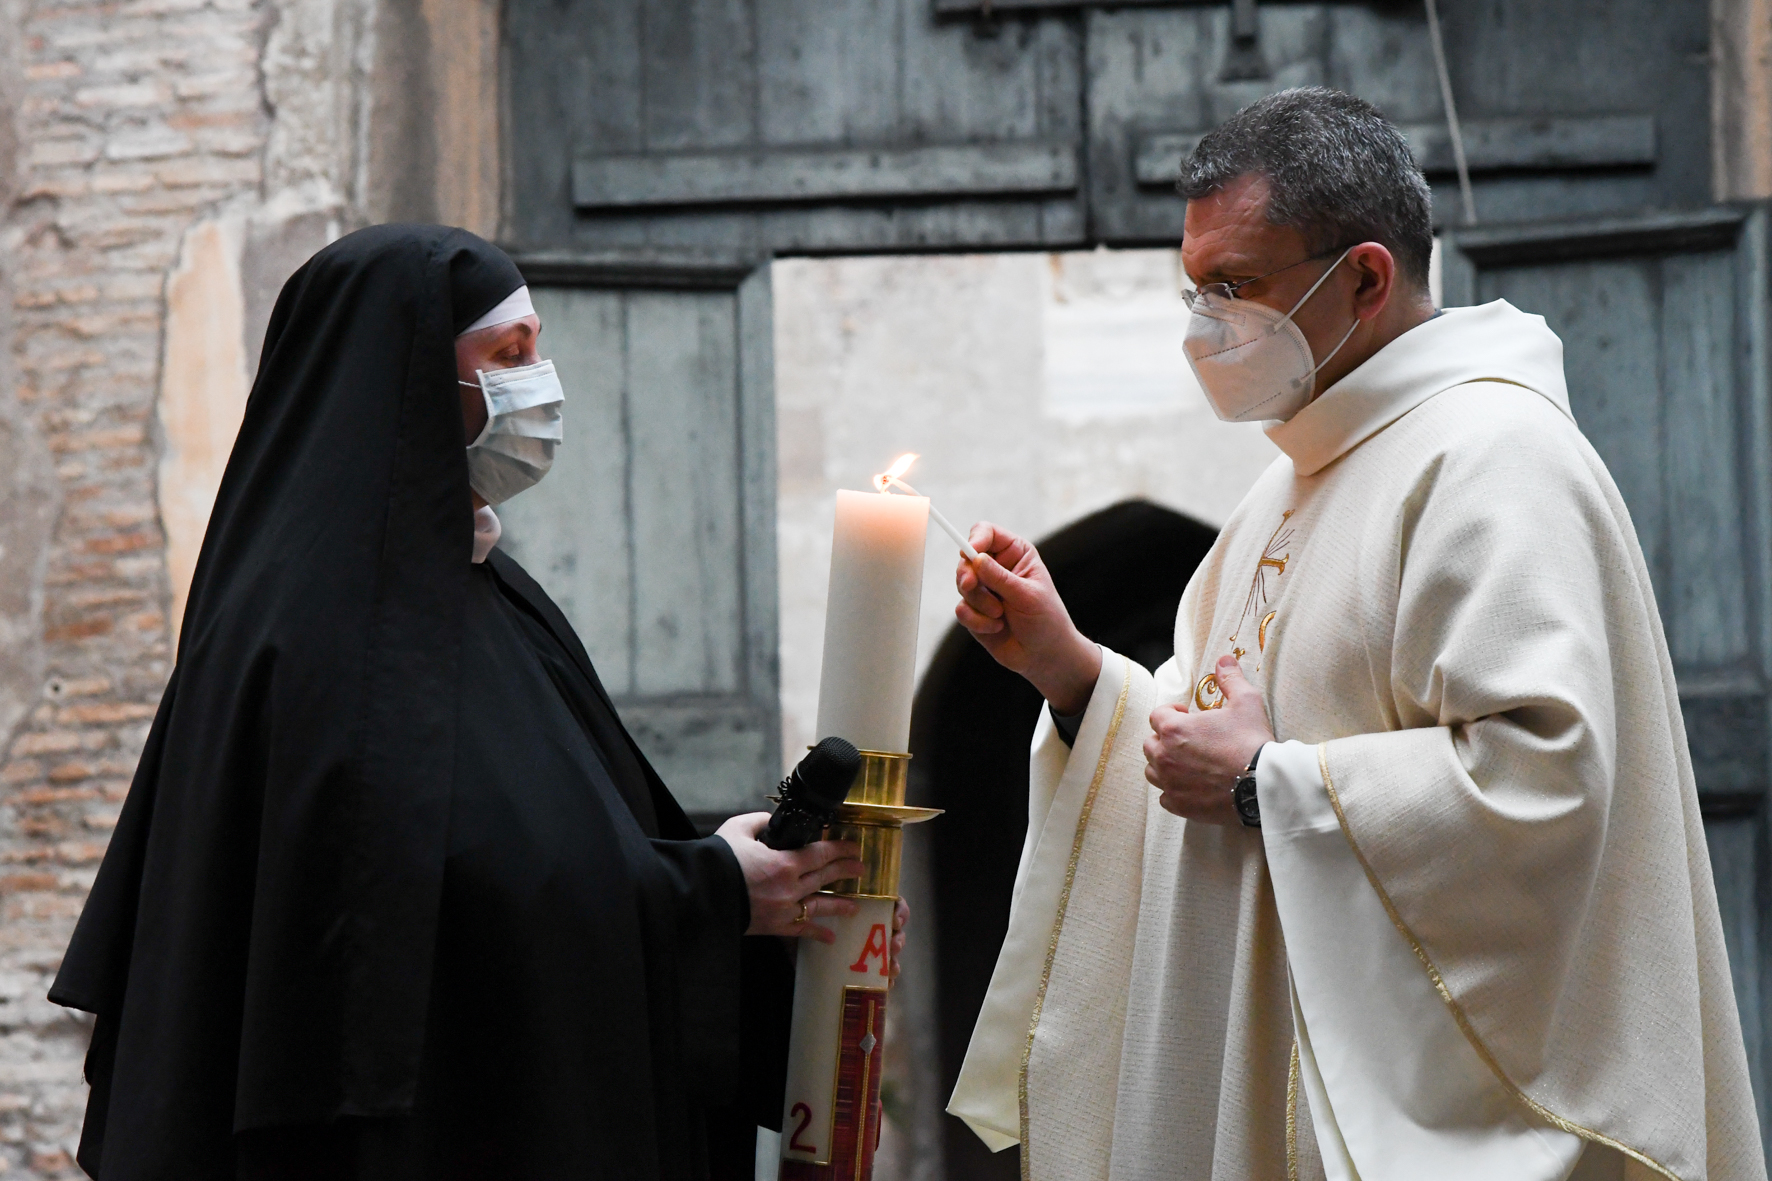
[762,737,862,850]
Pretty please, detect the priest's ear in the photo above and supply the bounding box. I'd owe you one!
[1345,241,1400,322]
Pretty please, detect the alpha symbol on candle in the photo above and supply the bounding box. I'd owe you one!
[849,923,890,976]
[873,453,981,562]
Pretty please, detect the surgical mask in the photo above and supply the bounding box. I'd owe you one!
[459,359,564,505]
[1182,247,1360,423]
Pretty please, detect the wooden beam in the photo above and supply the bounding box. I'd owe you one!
[573,142,1080,210]
[421,0,501,238]
[1712,0,1772,200]
[510,249,760,291]
[1136,115,1658,188]
[1444,206,1747,267]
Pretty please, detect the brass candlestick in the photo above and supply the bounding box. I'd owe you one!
[779,751,940,1181]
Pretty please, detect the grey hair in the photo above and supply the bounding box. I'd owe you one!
[1179,87,1434,288]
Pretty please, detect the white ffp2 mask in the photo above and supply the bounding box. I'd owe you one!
[1183,247,1359,423]
[460,359,564,505]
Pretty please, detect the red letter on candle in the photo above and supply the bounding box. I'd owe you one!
[849,923,890,976]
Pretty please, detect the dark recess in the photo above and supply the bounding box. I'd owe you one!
[908,499,1217,1178]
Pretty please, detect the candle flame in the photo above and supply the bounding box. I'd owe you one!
[874,452,920,494]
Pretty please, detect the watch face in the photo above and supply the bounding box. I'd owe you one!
[1234,775,1259,825]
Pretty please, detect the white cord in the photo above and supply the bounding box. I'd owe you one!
[1425,0,1477,224]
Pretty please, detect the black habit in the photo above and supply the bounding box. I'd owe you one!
[48,224,791,1180]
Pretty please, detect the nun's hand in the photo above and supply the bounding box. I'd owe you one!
[716,813,865,943]
[889,897,909,983]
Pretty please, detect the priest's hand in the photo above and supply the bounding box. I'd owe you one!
[1143,655,1274,826]
[716,813,866,944]
[955,521,1102,716]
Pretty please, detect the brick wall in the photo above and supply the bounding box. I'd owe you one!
[0,0,496,1165]
[1,0,273,1166]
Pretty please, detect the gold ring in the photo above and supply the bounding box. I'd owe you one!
[796,900,810,924]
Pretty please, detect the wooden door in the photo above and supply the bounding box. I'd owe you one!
[496,261,782,823]
[1443,206,1772,1139]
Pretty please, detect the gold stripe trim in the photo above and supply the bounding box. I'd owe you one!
[1314,744,1683,1181]
[1286,1038,1300,1181]
[1017,656,1133,1181]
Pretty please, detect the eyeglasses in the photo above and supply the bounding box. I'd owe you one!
[1181,247,1354,309]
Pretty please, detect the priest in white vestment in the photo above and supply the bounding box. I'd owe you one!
[946,88,1764,1181]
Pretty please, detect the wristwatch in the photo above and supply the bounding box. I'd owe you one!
[1232,749,1263,828]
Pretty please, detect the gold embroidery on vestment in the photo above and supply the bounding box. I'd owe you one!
[1194,672,1225,711]
[1217,511,1295,678]
[1238,509,1295,631]
[1018,656,1132,1181]
[1315,744,1683,1181]
[1286,1038,1300,1181]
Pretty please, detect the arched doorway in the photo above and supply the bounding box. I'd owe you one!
[907,499,1218,1178]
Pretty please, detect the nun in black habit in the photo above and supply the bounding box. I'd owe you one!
[48,224,899,1180]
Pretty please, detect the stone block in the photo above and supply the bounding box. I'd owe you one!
[40,618,109,643]
[24,140,97,167]
[155,155,258,188]
[173,69,252,99]
[47,426,145,454]
[55,703,152,725]
[7,735,78,759]
[72,81,167,108]
[101,128,191,161]
[16,175,86,201]
[43,678,110,699]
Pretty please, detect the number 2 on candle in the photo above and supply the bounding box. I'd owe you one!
[788,1101,817,1154]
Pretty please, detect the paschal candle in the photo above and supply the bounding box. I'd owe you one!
[814,489,931,754]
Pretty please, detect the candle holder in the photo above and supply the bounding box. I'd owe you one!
[779,750,940,1181]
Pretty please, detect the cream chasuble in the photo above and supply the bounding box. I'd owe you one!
[949,301,1765,1181]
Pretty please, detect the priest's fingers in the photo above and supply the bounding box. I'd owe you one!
[955,599,1006,635]
[969,552,1030,601]
[1214,654,1255,700]
[956,560,1005,619]
[1148,702,1188,731]
[968,521,1033,566]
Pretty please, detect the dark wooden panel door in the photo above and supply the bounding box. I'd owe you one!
[1444,206,1772,1141]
